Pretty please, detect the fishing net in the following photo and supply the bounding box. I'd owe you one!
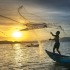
[17,5,65,57]
[0,4,65,59]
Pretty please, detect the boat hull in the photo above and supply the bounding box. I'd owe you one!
[45,50,70,64]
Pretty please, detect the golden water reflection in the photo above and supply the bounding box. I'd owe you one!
[0,42,69,70]
[13,44,28,64]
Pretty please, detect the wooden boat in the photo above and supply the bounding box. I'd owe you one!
[45,50,70,64]
[26,43,39,47]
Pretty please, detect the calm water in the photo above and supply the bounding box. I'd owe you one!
[0,42,70,70]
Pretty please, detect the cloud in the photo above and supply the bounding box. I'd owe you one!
[0,0,70,25]
[23,0,70,11]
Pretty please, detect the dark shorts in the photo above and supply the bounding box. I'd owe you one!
[54,43,60,49]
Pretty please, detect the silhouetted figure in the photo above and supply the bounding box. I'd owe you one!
[50,31,61,55]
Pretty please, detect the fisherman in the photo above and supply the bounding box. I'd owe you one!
[50,31,61,55]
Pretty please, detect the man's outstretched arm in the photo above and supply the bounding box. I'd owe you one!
[50,32,56,36]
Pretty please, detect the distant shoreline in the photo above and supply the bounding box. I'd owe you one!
[0,41,39,44]
[0,39,48,44]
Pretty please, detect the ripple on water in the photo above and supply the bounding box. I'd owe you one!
[0,43,70,70]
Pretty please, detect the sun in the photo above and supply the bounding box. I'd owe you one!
[12,31,22,38]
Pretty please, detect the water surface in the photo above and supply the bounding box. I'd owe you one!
[0,42,70,70]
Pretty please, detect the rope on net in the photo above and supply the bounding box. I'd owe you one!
[18,5,45,56]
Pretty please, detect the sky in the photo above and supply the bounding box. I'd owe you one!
[0,0,70,41]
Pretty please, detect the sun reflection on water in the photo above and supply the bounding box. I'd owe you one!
[13,44,23,65]
[13,44,29,65]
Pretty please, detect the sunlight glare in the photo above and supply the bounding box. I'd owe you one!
[12,31,22,38]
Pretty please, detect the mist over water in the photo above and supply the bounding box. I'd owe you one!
[0,42,70,70]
